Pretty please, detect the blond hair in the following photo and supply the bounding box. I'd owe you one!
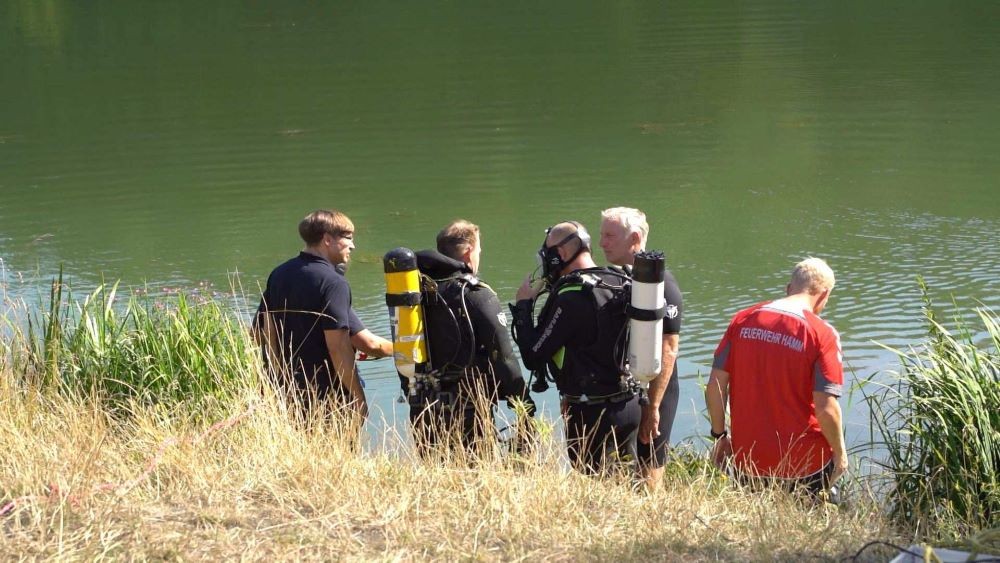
[437,219,480,261]
[601,207,649,247]
[298,209,354,245]
[789,257,836,295]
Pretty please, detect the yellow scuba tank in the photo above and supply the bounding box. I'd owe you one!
[383,247,429,395]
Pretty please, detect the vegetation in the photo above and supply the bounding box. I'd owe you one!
[864,282,1000,539]
[0,277,996,559]
[2,273,254,406]
[0,381,897,560]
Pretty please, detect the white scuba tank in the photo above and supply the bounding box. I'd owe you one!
[627,251,666,383]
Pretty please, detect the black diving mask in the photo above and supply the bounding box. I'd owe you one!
[537,222,591,285]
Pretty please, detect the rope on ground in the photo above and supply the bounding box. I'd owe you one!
[0,403,256,518]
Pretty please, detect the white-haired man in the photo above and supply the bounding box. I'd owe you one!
[599,207,683,489]
[706,257,847,500]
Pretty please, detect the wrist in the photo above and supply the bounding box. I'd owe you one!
[710,427,728,440]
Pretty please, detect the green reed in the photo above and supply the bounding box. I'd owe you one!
[865,283,999,537]
[4,273,261,407]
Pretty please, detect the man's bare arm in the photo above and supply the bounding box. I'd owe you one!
[705,368,732,469]
[814,391,848,482]
[350,329,393,358]
[324,328,367,417]
[638,333,679,444]
[648,333,679,408]
[255,312,280,363]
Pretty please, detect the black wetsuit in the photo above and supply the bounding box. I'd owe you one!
[403,250,533,453]
[511,267,640,475]
[636,268,683,469]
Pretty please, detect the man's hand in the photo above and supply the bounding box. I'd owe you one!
[711,434,733,470]
[638,404,661,445]
[830,452,848,483]
[516,275,542,302]
[350,329,393,359]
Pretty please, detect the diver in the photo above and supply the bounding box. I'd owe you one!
[394,220,535,455]
[509,221,642,475]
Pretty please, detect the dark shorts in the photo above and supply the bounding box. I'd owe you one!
[271,370,348,413]
[565,395,641,475]
[636,373,680,469]
[735,461,840,503]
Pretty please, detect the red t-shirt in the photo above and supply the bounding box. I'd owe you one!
[713,300,843,478]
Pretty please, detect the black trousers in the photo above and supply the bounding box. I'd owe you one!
[409,389,495,456]
[565,395,641,475]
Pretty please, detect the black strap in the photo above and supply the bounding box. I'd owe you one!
[625,303,666,322]
[386,292,421,307]
[562,390,635,405]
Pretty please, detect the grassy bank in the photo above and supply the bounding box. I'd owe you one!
[1,279,994,560]
[0,379,898,560]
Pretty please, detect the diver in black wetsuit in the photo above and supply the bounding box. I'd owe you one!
[404,219,534,454]
[599,206,683,490]
[510,221,641,475]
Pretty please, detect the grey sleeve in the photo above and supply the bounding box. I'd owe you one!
[813,360,843,397]
[712,342,731,370]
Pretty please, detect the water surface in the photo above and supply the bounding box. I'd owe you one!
[2,0,998,448]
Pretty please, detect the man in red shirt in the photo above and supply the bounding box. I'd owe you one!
[705,257,848,498]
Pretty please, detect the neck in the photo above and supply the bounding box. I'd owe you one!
[562,253,597,276]
[780,292,820,314]
[302,245,327,260]
[620,245,644,267]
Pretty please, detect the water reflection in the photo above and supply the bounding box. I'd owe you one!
[2,0,998,447]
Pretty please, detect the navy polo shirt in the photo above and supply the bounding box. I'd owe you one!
[256,252,361,393]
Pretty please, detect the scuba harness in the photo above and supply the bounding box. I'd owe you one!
[384,248,485,401]
[512,266,645,404]
[509,222,668,407]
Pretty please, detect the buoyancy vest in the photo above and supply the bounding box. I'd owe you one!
[415,250,482,383]
[539,267,633,398]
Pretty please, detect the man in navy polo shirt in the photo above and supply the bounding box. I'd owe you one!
[256,209,391,420]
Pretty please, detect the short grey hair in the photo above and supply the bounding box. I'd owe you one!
[789,257,836,295]
[601,207,649,246]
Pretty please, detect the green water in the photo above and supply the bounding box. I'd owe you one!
[2,0,998,445]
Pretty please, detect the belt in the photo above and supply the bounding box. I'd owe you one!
[561,390,635,405]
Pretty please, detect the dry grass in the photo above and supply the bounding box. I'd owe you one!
[0,374,901,562]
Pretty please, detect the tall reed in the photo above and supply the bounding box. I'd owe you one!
[864,284,1000,537]
[4,273,260,407]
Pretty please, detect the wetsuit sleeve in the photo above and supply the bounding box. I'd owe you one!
[511,291,587,370]
[662,271,683,335]
[467,288,532,406]
[319,277,352,332]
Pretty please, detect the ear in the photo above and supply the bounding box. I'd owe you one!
[814,288,831,313]
[629,230,642,249]
[462,246,474,265]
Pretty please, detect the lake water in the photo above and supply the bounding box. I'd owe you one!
[2,0,998,449]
